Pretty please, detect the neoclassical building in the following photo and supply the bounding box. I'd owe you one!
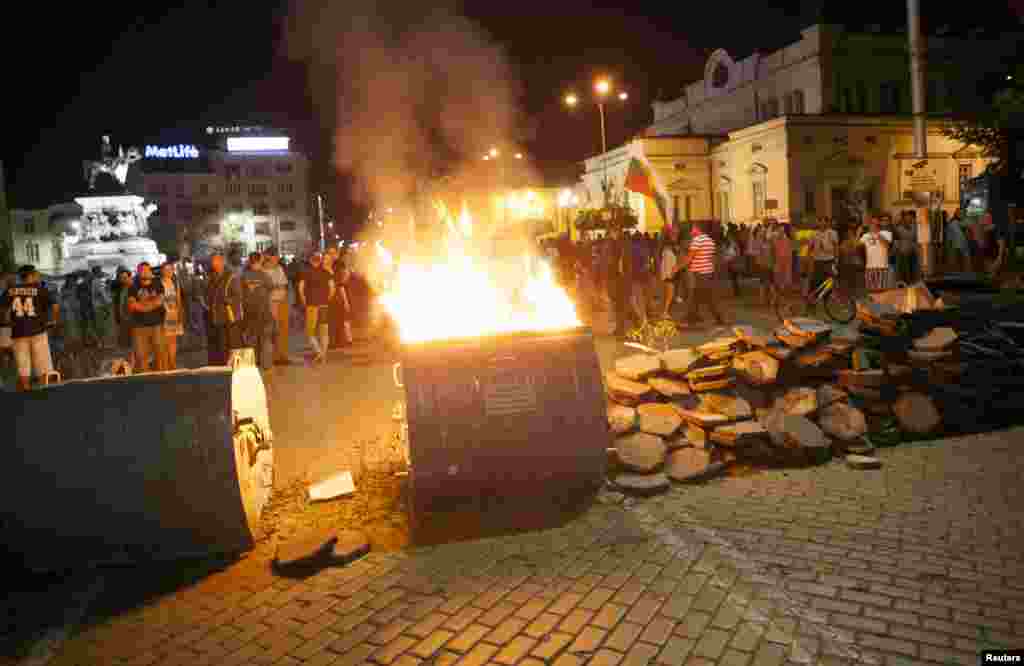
[577,23,1019,232]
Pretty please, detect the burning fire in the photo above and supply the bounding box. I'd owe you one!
[377,202,580,343]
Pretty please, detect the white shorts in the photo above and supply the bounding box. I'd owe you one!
[13,332,54,378]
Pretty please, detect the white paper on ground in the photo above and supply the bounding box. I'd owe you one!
[308,471,355,501]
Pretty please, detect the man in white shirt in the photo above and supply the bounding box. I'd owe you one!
[858,217,893,292]
[263,247,292,365]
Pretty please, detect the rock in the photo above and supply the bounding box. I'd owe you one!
[686,424,709,449]
[698,393,753,420]
[607,405,638,435]
[762,341,796,361]
[615,354,663,381]
[666,447,711,481]
[672,394,700,412]
[660,348,701,375]
[837,369,886,389]
[818,402,868,441]
[847,444,875,455]
[783,318,832,339]
[846,455,883,470]
[606,372,653,406]
[614,472,670,495]
[664,433,690,450]
[735,383,771,409]
[687,364,730,381]
[908,349,954,363]
[732,351,780,385]
[637,403,684,437]
[275,526,339,570]
[893,392,942,434]
[674,407,731,428]
[690,377,736,392]
[710,421,769,447]
[734,325,774,348]
[775,387,818,417]
[816,384,849,410]
[648,376,692,398]
[775,329,819,349]
[794,349,839,369]
[328,530,371,565]
[698,337,740,354]
[764,412,829,451]
[615,432,668,472]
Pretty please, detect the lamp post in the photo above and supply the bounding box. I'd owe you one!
[565,79,629,206]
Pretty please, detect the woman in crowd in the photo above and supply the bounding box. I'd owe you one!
[945,209,971,273]
[858,217,893,292]
[60,275,82,347]
[772,222,795,302]
[659,232,678,319]
[158,262,185,370]
[720,226,742,298]
[749,223,774,306]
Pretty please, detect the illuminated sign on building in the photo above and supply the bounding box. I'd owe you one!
[227,136,290,152]
[145,144,200,159]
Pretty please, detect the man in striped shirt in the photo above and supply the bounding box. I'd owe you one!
[673,221,724,326]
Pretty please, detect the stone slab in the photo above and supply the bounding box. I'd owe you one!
[689,377,736,392]
[615,354,663,381]
[637,403,684,437]
[614,472,670,495]
[733,325,774,348]
[893,392,942,434]
[710,421,769,447]
[774,387,818,418]
[914,327,958,351]
[846,455,883,470]
[674,408,731,428]
[647,376,692,398]
[818,402,868,441]
[732,351,779,386]
[687,364,731,381]
[615,432,668,473]
[783,318,832,339]
[605,372,653,406]
[764,411,829,451]
[698,393,753,420]
[607,405,638,435]
[660,348,701,375]
[666,448,711,481]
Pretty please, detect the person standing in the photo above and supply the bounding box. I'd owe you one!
[263,248,292,364]
[809,217,839,292]
[88,267,113,349]
[125,263,166,372]
[859,217,893,292]
[297,252,335,363]
[750,223,774,306]
[60,275,82,347]
[893,215,917,284]
[675,221,724,326]
[772,223,796,300]
[204,252,244,366]
[629,231,651,328]
[0,265,59,391]
[945,210,971,273]
[240,253,276,374]
[113,268,134,354]
[158,262,184,370]
[720,229,742,298]
[659,236,678,319]
[334,265,355,347]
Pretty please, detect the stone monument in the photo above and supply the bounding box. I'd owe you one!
[62,137,165,274]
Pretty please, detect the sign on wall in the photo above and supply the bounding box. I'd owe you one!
[144,145,200,159]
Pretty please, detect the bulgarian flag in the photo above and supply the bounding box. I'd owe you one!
[625,158,669,226]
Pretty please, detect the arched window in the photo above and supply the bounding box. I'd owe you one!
[749,164,768,219]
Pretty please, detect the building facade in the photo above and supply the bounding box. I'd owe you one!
[136,125,314,259]
[577,23,1018,230]
[1,204,82,274]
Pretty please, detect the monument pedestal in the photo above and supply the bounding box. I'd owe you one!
[63,239,166,275]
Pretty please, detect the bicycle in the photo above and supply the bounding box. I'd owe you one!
[774,260,856,324]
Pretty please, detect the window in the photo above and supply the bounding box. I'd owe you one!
[249,166,267,178]
[231,203,245,213]
[254,203,271,216]
[255,222,271,235]
[958,163,973,198]
[205,224,220,236]
[684,195,693,221]
[880,82,901,113]
[23,221,34,234]
[278,183,294,194]
[760,99,779,120]
[672,195,680,225]
[753,180,766,218]
[276,162,293,174]
[842,88,854,113]
[248,183,268,196]
[52,241,63,262]
[719,192,731,222]
[225,165,241,179]
[805,183,816,212]
[278,200,297,211]
[791,90,805,114]
[280,221,297,232]
[199,183,209,196]
[226,183,242,195]
[26,242,40,262]
[855,82,867,113]
[927,79,939,112]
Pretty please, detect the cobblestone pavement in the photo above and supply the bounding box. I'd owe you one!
[12,291,1024,665]
[39,427,1024,666]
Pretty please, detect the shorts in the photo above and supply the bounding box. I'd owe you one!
[305,305,329,338]
[13,332,54,378]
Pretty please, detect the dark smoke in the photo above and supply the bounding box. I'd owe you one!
[283,0,525,209]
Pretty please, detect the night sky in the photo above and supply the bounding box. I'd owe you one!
[3,0,1022,217]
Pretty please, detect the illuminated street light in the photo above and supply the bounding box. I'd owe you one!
[595,79,611,96]
[483,155,490,161]
[619,92,628,101]
[489,147,499,158]
[564,93,578,107]
[515,153,523,160]
[562,77,629,205]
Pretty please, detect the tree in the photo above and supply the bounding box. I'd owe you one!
[941,65,1024,175]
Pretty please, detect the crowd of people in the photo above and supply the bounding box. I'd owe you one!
[0,244,379,390]
[539,209,1007,336]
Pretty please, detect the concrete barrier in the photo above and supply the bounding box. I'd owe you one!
[0,363,273,573]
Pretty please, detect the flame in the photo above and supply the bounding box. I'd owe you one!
[376,240,393,268]
[379,201,580,343]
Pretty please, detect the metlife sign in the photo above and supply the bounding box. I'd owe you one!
[144,144,200,159]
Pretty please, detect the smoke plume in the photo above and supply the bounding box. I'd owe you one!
[283,0,525,209]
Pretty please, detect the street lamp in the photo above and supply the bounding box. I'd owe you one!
[485,146,526,226]
[565,77,629,204]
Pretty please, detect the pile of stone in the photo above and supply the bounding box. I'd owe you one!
[604,315,957,494]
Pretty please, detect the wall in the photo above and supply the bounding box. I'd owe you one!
[5,210,66,273]
[712,119,792,224]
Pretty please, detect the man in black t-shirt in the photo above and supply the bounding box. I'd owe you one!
[0,265,60,391]
[126,262,166,372]
[297,252,335,363]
